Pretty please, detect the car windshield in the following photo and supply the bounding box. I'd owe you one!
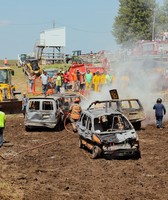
[94,114,132,133]
[0,69,10,84]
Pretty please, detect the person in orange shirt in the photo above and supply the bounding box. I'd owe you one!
[69,98,81,132]
[71,70,77,92]
[4,58,8,66]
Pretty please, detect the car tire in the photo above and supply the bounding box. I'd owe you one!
[25,126,30,132]
[78,138,83,148]
[91,145,102,159]
[133,150,141,159]
[133,121,141,130]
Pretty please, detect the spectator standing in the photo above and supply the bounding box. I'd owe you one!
[63,71,69,91]
[100,71,106,90]
[40,71,48,97]
[71,70,77,92]
[4,58,8,66]
[85,70,93,91]
[28,72,35,93]
[92,71,101,92]
[52,72,57,93]
[56,73,62,93]
[105,71,112,85]
[22,92,28,117]
[153,98,166,129]
[76,69,81,91]
[0,109,6,148]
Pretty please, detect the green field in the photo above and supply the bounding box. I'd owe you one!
[1,60,70,100]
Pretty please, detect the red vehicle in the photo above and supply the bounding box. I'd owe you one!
[131,40,168,56]
[68,62,105,84]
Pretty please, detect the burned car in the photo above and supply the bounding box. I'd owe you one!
[53,93,81,114]
[76,101,141,159]
[109,90,146,130]
[109,99,146,130]
[24,96,64,131]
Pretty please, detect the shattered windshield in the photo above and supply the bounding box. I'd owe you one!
[94,114,132,133]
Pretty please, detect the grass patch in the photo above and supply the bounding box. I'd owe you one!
[0,180,24,200]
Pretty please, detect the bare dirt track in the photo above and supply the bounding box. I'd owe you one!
[0,114,168,200]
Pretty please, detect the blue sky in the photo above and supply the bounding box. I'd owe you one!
[0,0,164,59]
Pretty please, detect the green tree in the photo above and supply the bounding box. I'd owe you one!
[112,0,156,47]
[155,0,168,38]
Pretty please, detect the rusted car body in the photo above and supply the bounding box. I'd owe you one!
[76,101,141,159]
[24,96,64,131]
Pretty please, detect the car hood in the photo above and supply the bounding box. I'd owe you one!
[95,130,137,144]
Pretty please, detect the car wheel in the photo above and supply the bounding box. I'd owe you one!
[91,145,102,159]
[133,121,141,130]
[25,126,30,132]
[78,138,83,148]
[133,150,141,159]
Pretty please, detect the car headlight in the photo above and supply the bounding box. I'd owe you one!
[92,134,101,144]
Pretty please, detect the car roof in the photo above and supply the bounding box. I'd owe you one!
[28,95,62,101]
[51,93,80,98]
[82,107,121,119]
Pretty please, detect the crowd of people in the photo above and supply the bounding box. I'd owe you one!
[27,67,117,97]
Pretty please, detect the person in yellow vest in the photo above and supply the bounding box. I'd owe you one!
[100,72,106,89]
[121,74,129,89]
[111,74,116,84]
[0,109,6,147]
[69,98,81,132]
[92,71,101,92]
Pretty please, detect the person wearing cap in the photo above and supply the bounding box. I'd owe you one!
[22,92,28,117]
[153,98,166,129]
[69,97,81,132]
[0,108,6,148]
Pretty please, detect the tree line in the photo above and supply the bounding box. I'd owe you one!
[112,0,168,48]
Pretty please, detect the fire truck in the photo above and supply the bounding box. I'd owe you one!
[68,62,105,85]
[131,40,168,58]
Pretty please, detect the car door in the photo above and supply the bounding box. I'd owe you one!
[77,113,87,137]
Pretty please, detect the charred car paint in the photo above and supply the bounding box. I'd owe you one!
[76,101,141,159]
[89,99,146,130]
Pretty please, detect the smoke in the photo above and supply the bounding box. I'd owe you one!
[80,57,168,126]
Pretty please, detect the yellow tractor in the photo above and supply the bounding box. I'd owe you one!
[0,66,22,114]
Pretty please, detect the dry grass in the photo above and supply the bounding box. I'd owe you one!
[0,180,24,200]
[0,60,70,99]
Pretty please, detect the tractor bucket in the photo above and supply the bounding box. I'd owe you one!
[0,100,22,114]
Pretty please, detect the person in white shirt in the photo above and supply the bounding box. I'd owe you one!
[40,71,48,97]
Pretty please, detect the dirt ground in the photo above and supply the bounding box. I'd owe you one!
[0,114,167,200]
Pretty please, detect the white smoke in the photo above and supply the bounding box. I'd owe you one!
[80,57,168,126]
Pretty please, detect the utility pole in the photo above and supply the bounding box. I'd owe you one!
[53,20,55,28]
[152,8,156,41]
[52,20,55,64]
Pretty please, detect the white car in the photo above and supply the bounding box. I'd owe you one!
[76,101,141,159]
